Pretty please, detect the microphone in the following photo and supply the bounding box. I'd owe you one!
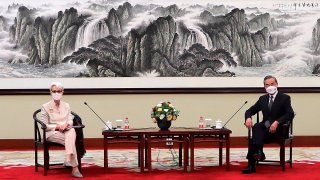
[84,102,113,131]
[222,101,247,128]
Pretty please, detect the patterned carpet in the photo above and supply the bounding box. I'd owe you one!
[1,147,319,171]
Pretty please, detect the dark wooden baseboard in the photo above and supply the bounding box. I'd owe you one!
[2,87,320,95]
[1,136,319,150]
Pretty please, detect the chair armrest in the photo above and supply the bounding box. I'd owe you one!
[35,118,47,130]
[281,122,291,139]
[73,125,85,129]
[282,123,289,127]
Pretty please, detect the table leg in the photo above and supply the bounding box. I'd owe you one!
[147,136,152,172]
[190,135,194,172]
[104,136,108,172]
[186,136,189,166]
[145,139,148,168]
[219,135,222,166]
[183,135,188,172]
[179,135,182,167]
[138,143,140,167]
[140,135,144,172]
[226,134,230,171]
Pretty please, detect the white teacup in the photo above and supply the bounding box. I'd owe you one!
[215,119,222,129]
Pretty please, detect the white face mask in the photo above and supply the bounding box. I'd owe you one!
[52,93,62,101]
[266,86,277,95]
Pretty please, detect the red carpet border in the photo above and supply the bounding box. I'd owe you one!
[1,147,320,179]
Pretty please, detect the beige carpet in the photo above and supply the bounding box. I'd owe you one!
[0,147,318,171]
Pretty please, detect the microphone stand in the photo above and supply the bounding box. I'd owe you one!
[222,101,248,129]
[84,102,113,131]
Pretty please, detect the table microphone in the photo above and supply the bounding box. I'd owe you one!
[222,101,248,128]
[84,102,113,131]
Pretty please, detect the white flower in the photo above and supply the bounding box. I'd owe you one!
[151,101,179,122]
[159,114,165,120]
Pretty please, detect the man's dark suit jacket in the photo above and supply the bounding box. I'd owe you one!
[245,92,294,127]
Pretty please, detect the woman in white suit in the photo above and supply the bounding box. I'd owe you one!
[41,82,83,178]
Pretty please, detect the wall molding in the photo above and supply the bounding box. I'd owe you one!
[1,87,320,95]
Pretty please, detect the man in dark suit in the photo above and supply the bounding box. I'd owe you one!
[241,75,294,174]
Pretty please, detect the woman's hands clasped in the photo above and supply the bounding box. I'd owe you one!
[56,123,71,132]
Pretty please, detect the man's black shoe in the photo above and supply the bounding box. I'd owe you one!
[253,150,266,161]
[241,165,256,174]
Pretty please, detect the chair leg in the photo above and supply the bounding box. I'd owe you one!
[35,144,38,172]
[76,141,83,173]
[280,143,285,171]
[289,140,293,168]
[77,152,82,173]
[138,143,141,167]
[44,147,49,176]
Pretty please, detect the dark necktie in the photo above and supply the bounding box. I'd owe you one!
[268,96,273,110]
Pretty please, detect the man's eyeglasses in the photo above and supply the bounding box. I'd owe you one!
[51,90,63,93]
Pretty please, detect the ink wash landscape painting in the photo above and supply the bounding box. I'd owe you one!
[1,0,320,79]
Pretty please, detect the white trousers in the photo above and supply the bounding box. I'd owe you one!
[47,128,78,167]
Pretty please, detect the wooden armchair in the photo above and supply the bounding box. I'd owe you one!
[34,109,85,176]
[248,113,295,171]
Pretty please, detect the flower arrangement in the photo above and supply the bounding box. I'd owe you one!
[151,101,179,123]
